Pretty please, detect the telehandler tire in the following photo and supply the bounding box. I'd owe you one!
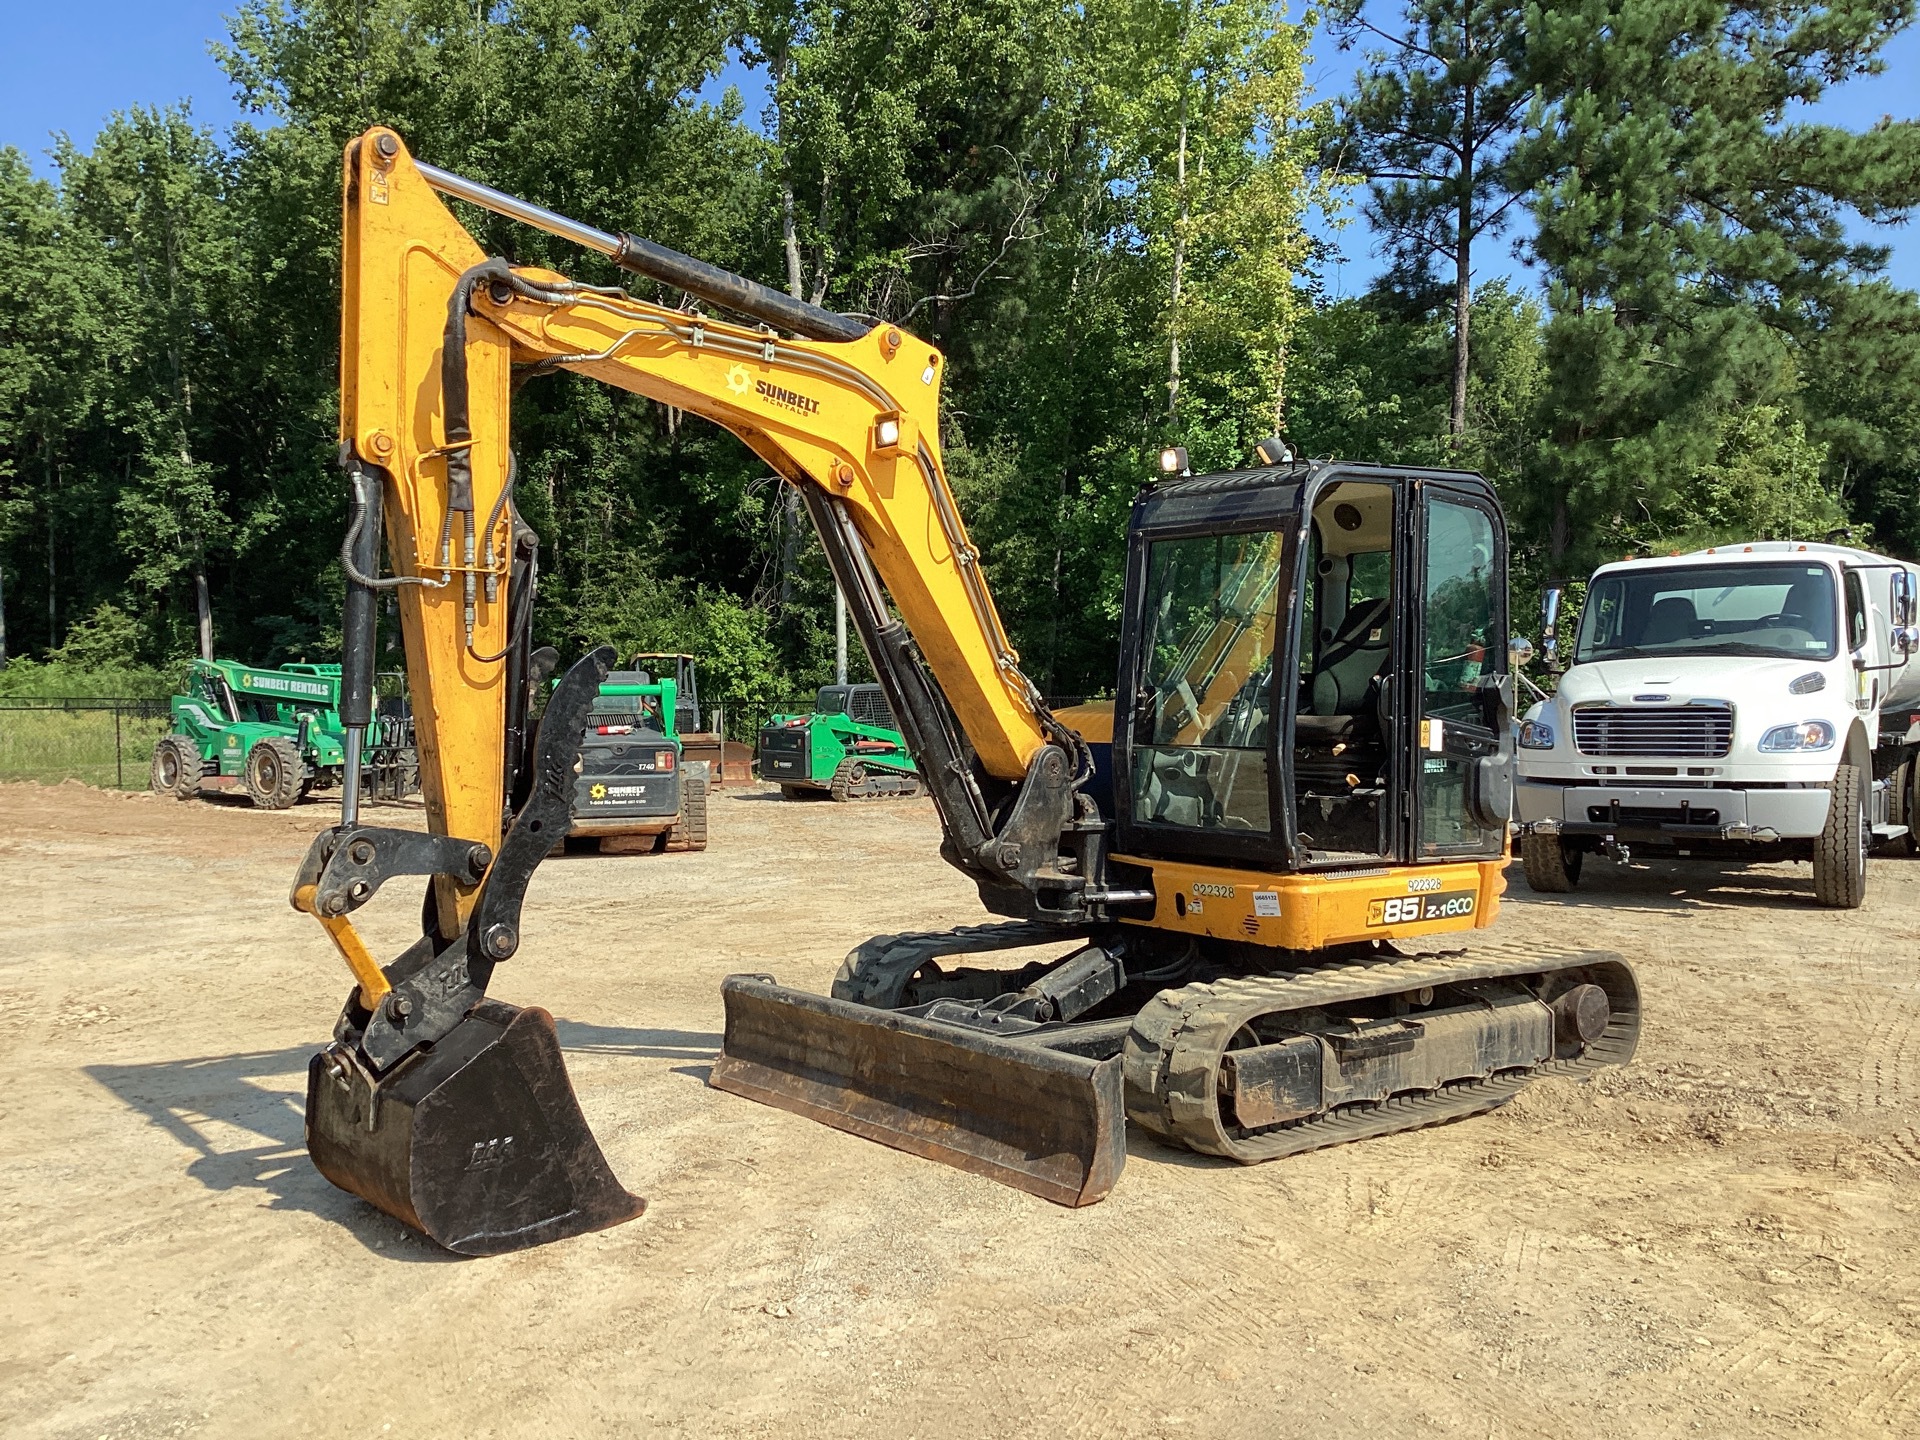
[1520,832,1582,893]
[244,736,307,810]
[150,735,202,800]
[1813,763,1868,909]
[664,762,709,852]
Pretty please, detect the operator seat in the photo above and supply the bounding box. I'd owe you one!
[1295,597,1391,746]
[1778,576,1836,647]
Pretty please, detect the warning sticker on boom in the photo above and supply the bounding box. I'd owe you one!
[1367,891,1476,926]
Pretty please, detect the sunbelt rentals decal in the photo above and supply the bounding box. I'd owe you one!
[238,672,332,700]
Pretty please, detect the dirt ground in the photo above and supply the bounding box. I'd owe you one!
[3,779,1918,1439]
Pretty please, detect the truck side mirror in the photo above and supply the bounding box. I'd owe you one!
[1540,586,1563,665]
[1891,571,1917,654]
[1508,635,1534,669]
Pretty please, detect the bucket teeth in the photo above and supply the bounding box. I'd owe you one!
[306,999,645,1255]
[711,975,1125,1207]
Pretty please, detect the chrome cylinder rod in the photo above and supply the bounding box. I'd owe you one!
[416,160,870,343]
[418,161,623,259]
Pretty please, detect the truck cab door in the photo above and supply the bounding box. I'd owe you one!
[1412,486,1510,859]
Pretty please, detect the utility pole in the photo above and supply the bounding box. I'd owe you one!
[771,62,850,689]
[0,562,8,670]
[835,588,847,685]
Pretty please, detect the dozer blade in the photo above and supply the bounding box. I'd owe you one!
[307,999,644,1255]
[711,975,1125,1207]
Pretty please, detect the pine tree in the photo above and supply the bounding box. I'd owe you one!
[1518,0,1920,576]
[1328,0,1531,442]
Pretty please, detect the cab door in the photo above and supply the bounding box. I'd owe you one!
[1412,485,1510,859]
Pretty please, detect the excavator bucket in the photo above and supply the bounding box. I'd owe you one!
[307,999,644,1255]
[710,976,1126,1207]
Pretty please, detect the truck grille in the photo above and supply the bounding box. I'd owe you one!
[1572,705,1732,759]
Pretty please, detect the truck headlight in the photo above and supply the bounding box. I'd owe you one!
[1518,719,1556,749]
[1758,720,1835,752]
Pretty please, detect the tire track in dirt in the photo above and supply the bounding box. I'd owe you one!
[1043,1162,1587,1440]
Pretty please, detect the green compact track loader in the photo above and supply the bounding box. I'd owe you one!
[758,682,921,800]
[563,669,709,853]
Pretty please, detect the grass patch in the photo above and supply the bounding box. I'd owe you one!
[0,707,175,789]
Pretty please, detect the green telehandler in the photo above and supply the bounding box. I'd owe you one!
[150,658,415,809]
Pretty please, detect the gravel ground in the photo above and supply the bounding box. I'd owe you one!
[3,778,1918,1438]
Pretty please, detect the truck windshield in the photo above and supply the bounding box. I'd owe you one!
[1576,562,1838,662]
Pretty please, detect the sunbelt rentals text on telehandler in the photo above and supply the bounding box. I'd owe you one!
[292,129,1639,1254]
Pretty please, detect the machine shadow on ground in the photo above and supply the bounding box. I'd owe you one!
[553,1019,721,1061]
[83,1045,441,1259]
[1496,860,1878,913]
[85,1023,720,1257]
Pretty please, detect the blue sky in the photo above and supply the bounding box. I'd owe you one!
[3,1,1914,292]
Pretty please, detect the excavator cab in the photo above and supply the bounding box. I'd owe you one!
[1119,466,1514,872]
[717,462,1631,1203]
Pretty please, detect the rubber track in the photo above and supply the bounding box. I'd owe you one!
[828,757,922,802]
[833,921,1091,1006]
[1122,941,1640,1163]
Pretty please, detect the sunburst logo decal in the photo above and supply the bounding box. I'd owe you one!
[590,783,607,800]
[725,364,751,395]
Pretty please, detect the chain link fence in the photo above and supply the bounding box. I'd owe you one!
[0,698,174,790]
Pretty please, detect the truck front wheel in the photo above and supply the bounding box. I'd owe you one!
[1813,763,1868,909]
[1902,759,1920,856]
[1520,832,1583,893]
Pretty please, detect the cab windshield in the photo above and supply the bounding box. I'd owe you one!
[1129,529,1284,832]
[1575,562,1838,663]
[589,695,664,730]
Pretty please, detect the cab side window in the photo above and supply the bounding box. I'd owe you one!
[1846,571,1868,652]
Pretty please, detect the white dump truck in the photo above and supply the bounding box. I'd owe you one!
[1514,541,1920,907]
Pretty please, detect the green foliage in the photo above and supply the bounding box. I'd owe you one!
[1625,403,1849,555]
[0,0,1916,725]
[1516,0,1920,578]
[0,660,176,700]
[48,602,143,669]
[1328,0,1532,435]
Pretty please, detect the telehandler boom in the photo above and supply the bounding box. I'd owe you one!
[295,130,1638,1253]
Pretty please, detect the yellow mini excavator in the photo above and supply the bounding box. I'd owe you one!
[295,129,1639,1254]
